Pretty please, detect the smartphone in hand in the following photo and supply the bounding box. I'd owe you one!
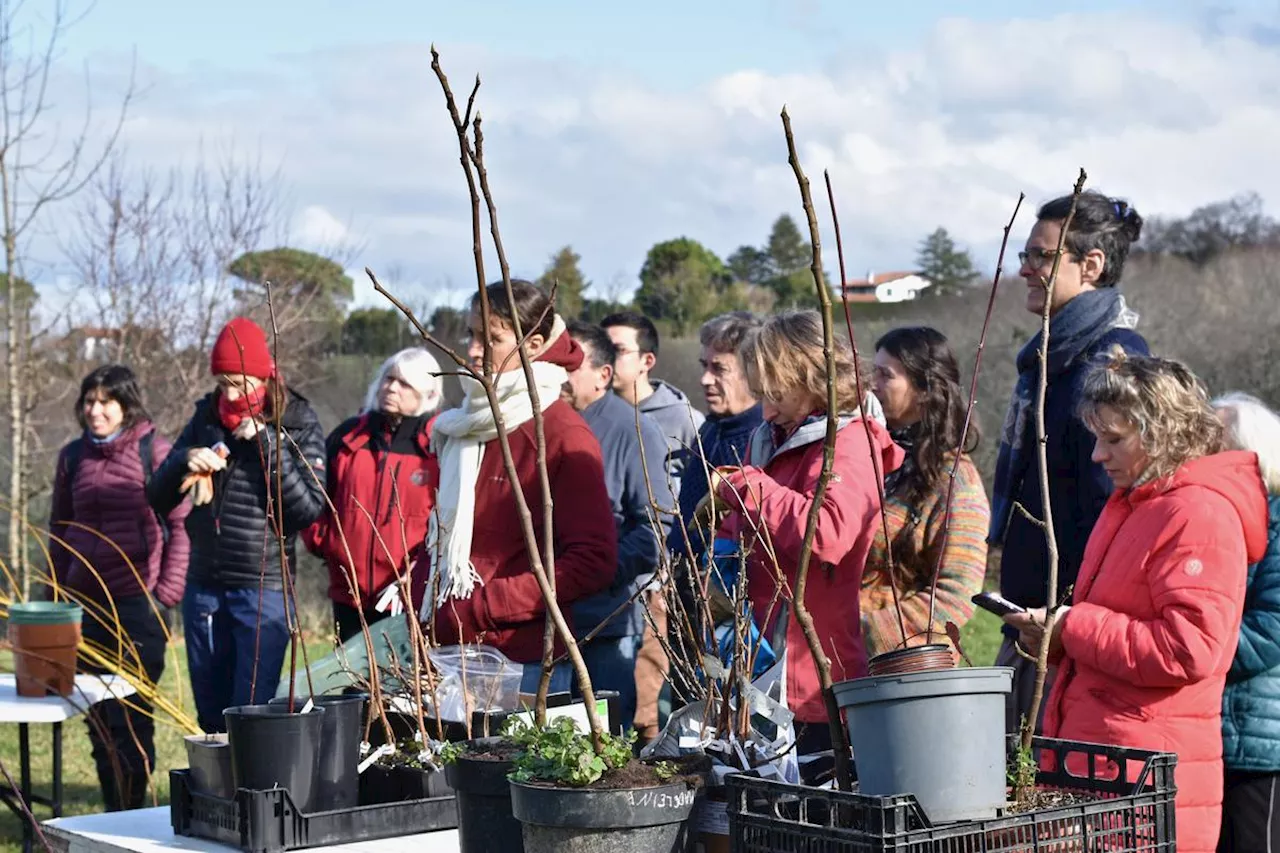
[971,591,1027,618]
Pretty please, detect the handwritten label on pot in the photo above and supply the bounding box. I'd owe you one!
[627,788,698,810]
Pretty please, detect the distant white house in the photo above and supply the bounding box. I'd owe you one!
[840,270,933,304]
[71,326,124,361]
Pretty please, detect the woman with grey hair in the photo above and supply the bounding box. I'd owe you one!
[1214,392,1280,852]
[304,347,444,641]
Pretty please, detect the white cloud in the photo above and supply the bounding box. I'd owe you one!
[293,205,353,249]
[30,9,1280,308]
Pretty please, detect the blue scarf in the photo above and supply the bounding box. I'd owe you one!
[989,288,1139,544]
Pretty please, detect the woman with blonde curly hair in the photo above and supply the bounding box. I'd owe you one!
[1005,347,1268,853]
[713,310,902,754]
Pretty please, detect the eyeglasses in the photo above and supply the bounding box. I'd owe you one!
[1018,247,1063,268]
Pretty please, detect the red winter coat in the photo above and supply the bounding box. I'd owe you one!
[717,415,904,724]
[1044,451,1268,853]
[424,334,617,664]
[304,412,437,611]
[49,422,191,607]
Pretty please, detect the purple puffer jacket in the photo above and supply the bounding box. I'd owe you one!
[48,421,192,607]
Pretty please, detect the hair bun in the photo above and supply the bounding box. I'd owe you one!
[1111,197,1143,243]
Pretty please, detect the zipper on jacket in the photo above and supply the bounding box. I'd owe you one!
[382,462,403,527]
[213,458,240,536]
[368,450,388,600]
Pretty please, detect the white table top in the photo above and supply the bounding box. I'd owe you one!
[0,674,136,724]
[44,807,459,853]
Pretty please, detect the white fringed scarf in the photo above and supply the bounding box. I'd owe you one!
[422,323,569,615]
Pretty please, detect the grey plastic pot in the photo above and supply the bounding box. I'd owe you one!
[510,779,700,853]
[183,733,233,799]
[833,666,1013,823]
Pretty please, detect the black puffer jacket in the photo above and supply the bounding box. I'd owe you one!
[148,388,326,589]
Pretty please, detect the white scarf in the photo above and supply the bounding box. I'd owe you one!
[422,345,569,615]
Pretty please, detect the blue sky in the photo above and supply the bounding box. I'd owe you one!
[65,0,1164,84]
[27,0,1280,313]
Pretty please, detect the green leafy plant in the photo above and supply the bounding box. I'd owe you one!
[1008,728,1037,795]
[504,716,636,787]
[438,740,466,766]
[653,761,677,783]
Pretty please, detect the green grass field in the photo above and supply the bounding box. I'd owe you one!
[0,612,1005,851]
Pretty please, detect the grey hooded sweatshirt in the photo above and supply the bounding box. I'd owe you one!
[638,379,705,499]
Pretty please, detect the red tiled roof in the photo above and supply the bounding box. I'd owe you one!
[841,270,919,289]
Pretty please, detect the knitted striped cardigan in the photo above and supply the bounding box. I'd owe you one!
[860,454,990,661]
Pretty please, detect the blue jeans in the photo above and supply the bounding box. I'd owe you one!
[183,581,292,733]
[519,661,572,696]
[578,635,642,735]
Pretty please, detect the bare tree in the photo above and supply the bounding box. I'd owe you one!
[62,146,281,433]
[0,0,134,593]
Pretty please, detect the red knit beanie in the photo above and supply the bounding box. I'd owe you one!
[210,317,276,379]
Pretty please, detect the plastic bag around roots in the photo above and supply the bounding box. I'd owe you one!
[640,652,799,785]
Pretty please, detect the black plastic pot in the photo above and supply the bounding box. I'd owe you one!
[224,704,326,813]
[510,779,701,853]
[361,762,455,804]
[444,738,523,853]
[269,693,367,811]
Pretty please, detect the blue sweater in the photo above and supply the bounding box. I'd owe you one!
[995,328,1149,627]
[1223,494,1280,772]
[572,392,673,639]
[669,403,764,562]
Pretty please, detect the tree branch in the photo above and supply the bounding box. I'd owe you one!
[781,106,853,792]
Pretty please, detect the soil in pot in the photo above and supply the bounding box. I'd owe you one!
[269,692,366,810]
[511,767,703,853]
[8,601,82,697]
[224,704,326,812]
[445,737,525,853]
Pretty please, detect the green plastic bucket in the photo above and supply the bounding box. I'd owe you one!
[7,601,83,625]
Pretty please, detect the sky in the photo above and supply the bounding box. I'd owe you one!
[20,0,1280,310]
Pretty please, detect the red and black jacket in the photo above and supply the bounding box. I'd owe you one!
[303,411,437,610]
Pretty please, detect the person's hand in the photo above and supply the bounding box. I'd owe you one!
[1003,606,1070,659]
[183,444,229,506]
[186,475,214,506]
[232,417,265,441]
[187,447,228,474]
[374,582,404,617]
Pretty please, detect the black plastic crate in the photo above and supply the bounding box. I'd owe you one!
[728,737,1177,853]
[170,768,457,853]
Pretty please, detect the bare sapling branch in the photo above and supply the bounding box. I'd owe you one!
[824,172,908,650]
[420,48,604,748]
[781,107,854,792]
[469,115,570,725]
[923,194,1025,645]
[1020,168,1088,761]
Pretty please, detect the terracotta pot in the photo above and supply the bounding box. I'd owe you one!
[8,602,83,698]
[866,643,955,677]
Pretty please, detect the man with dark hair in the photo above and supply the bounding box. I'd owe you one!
[563,321,673,732]
[990,190,1150,737]
[601,311,704,497]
